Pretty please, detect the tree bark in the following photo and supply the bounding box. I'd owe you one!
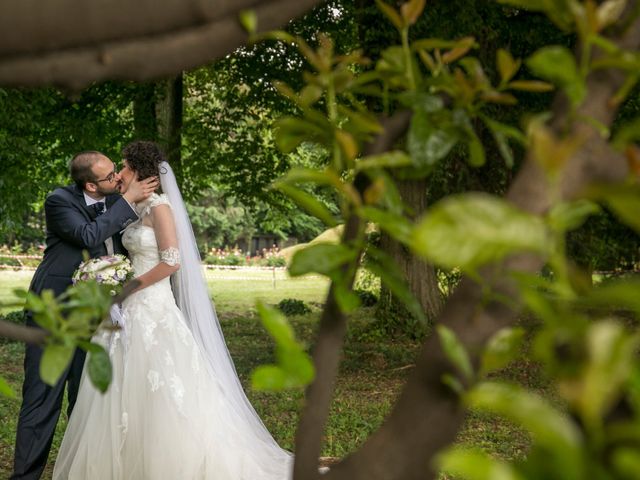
[376,178,443,333]
[293,112,413,480]
[157,74,184,186]
[0,0,324,91]
[133,83,159,141]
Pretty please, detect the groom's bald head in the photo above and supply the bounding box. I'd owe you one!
[69,151,106,189]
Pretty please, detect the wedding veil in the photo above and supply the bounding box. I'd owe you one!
[159,161,293,477]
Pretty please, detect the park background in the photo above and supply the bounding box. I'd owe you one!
[1,0,640,479]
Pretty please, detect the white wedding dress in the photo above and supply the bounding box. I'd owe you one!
[53,192,293,479]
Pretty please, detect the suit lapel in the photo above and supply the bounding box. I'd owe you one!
[106,193,120,209]
[65,185,98,220]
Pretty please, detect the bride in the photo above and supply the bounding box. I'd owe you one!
[53,141,293,479]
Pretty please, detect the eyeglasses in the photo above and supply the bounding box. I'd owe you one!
[94,168,116,183]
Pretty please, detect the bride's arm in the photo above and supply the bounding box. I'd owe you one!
[131,203,180,292]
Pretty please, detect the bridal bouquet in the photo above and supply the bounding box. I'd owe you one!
[72,254,134,295]
[73,254,134,332]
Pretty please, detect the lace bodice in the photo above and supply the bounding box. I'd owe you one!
[122,193,178,277]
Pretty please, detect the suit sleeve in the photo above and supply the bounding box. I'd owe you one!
[45,192,138,249]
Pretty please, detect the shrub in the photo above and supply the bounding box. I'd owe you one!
[204,247,248,266]
[1,310,24,324]
[265,255,287,267]
[277,298,311,316]
[355,289,378,307]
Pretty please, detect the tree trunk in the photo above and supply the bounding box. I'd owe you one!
[353,0,442,333]
[133,83,158,141]
[376,178,443,334]
[157,73,183,186]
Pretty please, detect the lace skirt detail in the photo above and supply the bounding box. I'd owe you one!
[52,286,292,479]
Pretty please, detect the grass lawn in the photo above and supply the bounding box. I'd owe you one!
[0,269,535,479]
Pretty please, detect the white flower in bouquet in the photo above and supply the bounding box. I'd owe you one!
[72,254,134,294]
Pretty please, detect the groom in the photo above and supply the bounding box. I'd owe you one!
[11,151,158,480]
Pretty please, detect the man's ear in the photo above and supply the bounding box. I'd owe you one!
[84,182,97,193]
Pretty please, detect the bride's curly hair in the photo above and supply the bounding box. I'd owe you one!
[121,141,167,181]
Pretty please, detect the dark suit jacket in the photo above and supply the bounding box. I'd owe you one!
[29,185,138,298]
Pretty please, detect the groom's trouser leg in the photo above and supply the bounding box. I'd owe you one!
[11,321,86,480]
[65,347,86,416]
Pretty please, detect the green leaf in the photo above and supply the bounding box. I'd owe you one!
[579,321,639,427]
[25,291,46,315]
[274,116,329,153]
[251,365,289,391]
[588,184,640,233]
[278,349,315,385]
[277,184,337,227]
[278,167,359,205]
[256,302,297,348]
[289,243,357,277]
[482,116,527,168]
[411,193,549,273]
[253,30,296,45]
[408,110,459,171]
[459,57,489,87]
[442,37,477,64]
[338,105,383,135]
[466,128,486,167]
[480,327,525,377]
[467,382,584,477]
[482,117,527,145]
[366,246,427,323]
[497,49,521,84]
[252,353,314,391]
[251,301,315,392]
[526,46,585,108]
[546,199,600,232]
[437,325,474,381]
[437,447,525,480]
[298,84,324,108]
[490,130,514,168]
[507,80,555,92]
[355,151,413,171]
[333,281,361,314]
[0,375,16,398]
[611,447,640,479]
[279,167,343,189]
[40,344,75,386]
[87,343,112,393]
[335,129,359,162]
[441,374,465,396]
[400,0,426,25]
[365,170,405,215]
[376,47,408,88]
[238,10,258,35]
[596,0,628,29]
[358,206,413,244]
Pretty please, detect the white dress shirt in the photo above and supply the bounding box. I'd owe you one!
[83,192,114,255]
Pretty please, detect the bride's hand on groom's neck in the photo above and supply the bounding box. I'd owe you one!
[123,176,159,204]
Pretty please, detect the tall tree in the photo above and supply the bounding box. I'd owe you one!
[158,74,184,185]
